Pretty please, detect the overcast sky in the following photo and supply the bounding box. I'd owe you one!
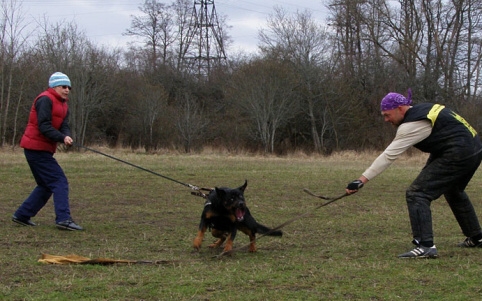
[22,0,328,54]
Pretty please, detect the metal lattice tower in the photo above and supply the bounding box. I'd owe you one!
[181,0,227,78]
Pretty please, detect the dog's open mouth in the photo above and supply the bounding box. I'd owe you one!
[235,208,246,221]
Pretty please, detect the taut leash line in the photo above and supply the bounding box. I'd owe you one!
[215,190,350,258]
[74,143,200,191]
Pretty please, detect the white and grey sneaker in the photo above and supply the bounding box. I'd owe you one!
[398,245,438,259]
[56,219,84,231]
[457,237,482,248]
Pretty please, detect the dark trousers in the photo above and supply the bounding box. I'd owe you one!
[14,149,71,223]
[406,151,482,244]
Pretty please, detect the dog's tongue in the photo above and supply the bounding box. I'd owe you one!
[235,208,245,221]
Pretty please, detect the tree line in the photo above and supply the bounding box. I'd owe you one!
[0,0,481,155]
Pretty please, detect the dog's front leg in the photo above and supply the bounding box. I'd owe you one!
[193,215,208,251]
[193,226,207,251]
[194,208,216,251]
[223,227,237,253]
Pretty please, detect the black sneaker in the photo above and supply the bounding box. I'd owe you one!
[12,215,37,226]
[457,237,482,248]
[56,219,83,231]
[398,245,438,259]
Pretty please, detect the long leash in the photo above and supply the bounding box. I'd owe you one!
[215,190,350,258]
[73,144,351,258]
[74,143,201,192]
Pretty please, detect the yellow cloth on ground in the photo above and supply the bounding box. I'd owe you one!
[38,253,137,265]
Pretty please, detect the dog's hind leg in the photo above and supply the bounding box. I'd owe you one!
[247,233,257,252]
[238,225,258,252]
[209,229,228,248]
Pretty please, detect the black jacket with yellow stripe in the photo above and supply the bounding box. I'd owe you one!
[403,103,482,161]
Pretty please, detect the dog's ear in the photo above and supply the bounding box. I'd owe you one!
[215,187,226,198]
[239,180,247,191]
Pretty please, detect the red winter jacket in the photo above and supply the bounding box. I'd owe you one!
[20,88,69,153]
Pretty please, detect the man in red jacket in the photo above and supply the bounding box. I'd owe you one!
[12,72,83,231]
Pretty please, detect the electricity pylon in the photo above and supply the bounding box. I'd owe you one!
[181,0,227,78]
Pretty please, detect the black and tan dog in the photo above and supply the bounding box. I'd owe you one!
[193,180,282,253]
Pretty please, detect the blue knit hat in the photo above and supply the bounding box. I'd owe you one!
[48,72,71,88]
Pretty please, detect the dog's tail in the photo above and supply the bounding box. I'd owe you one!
[256,223,283,237]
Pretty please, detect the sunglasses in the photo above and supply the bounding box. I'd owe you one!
[61,85,72,90]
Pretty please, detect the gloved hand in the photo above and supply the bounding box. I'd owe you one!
[346,179,364,190]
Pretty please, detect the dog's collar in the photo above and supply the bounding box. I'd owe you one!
[204,201,212,207]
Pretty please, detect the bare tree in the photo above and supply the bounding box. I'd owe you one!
[73,47,121,146]
[230,58,299,153]
[259,7,332,153]
[10,52,38,147]
[175,90,208,153]
[124,0,176,70]
[0,0,30,147]
[357,0,482,101]
[136,83,169,151]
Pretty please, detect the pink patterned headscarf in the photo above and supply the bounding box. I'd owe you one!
[380,89,412,111]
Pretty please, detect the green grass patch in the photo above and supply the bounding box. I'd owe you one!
[1,148,482,300]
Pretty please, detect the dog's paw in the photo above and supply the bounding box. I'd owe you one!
[248,244,257,252]
[222,239,235,255]
[193,237,203,250]
[208,238,224,249]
